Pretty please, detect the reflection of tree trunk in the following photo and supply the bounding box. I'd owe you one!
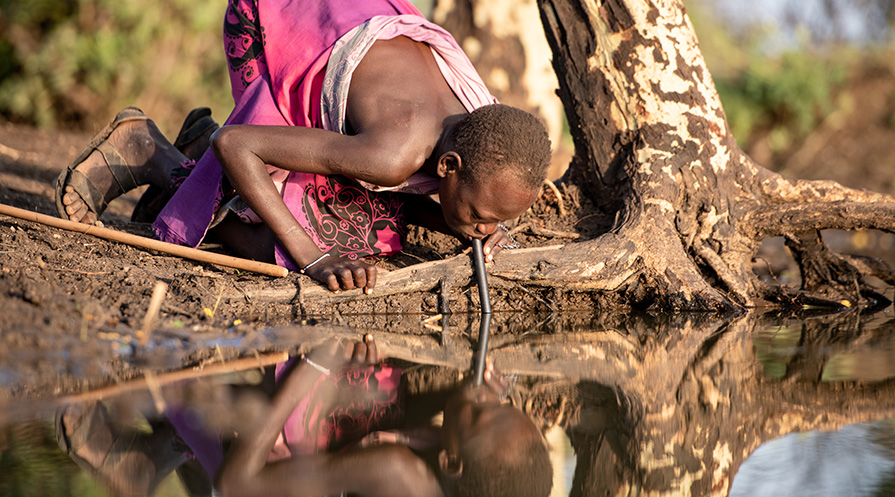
[553,311,895,496]
[275,310,895,495]
[229,310,895,496]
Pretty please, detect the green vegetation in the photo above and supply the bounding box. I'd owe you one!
[0,0,231,134]
[0,421,106,497]
[0,419,190,497]
[687,2,850,154]
[714,51,846,152]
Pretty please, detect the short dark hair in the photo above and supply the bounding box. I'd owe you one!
[450,104,552,191]
[453,435,553,497]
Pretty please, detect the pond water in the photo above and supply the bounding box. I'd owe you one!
[1,307,894,496]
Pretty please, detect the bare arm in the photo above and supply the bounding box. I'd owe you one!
[211,125,422,292]
[218,444,440,497]
[212,125,424,187]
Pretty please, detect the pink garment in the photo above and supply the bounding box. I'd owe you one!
[153,0,497,270]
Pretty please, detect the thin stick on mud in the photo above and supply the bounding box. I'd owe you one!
[0,203,288,277]
[139,281,168,347]
[542,178,566,216]
[57,351,289,405]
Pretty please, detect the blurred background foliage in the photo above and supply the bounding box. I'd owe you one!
[687,0,855,154]
[0,0,231,137]
[0,0,892,155]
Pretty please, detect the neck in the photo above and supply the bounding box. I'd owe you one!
[422,113,465,176]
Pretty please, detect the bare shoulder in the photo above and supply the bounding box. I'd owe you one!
[346,444,445,497]
[347,36,466,165]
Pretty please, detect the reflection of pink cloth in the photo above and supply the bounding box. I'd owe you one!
[167,360,403,480]
[153,0,497,270]
[274,358,403,457]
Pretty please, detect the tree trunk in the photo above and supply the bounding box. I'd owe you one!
[534,0,895,310]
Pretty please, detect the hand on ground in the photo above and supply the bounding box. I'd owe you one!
[305,256,378,293]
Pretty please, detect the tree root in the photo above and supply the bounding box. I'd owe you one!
[748,201,895,239]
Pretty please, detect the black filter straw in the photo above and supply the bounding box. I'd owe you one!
[472,238,492,386]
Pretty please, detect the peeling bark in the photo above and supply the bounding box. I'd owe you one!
[432,0,566,155]
[532,0,895,310]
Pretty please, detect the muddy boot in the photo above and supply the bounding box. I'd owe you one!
[56,402,189,497]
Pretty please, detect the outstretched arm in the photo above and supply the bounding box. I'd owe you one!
[211,125,421,292]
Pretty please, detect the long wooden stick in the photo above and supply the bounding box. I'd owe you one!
[56,351,290,404]
[0,203,288,277]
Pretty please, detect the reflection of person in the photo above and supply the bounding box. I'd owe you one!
[56,336,553,497]
[213,336,553,497]
[54,0,552,293]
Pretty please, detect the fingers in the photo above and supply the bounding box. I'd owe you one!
[312,258,378,293]
[482,232,507,263]
[336,265,367,290]
[364,334,378,364]
[307,337,350,371]
[484,244,502,263]
[324,273,341,292]
[364,265,377,294]
[347,334,378,364]
[308,335,380,375]
[483,359,501,386]
[351,341,367,363]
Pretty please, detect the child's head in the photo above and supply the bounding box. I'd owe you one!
[437,104,552,240]
[438,383,553,497]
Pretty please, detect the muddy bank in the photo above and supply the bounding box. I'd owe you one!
[0,122,609,401]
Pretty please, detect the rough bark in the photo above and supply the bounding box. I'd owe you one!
[534,0,895,310]
[432,0,566,157]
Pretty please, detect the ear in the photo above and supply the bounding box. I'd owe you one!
[438,449,464,478]
[436,151,462,179]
